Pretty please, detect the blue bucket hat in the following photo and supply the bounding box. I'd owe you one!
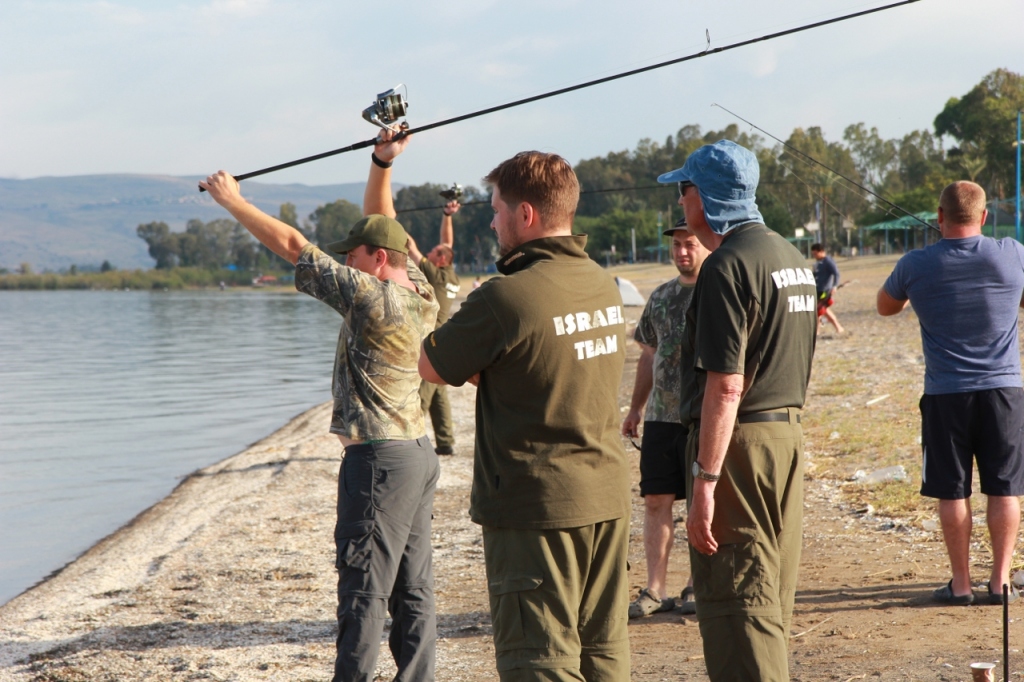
[657,139,764,235]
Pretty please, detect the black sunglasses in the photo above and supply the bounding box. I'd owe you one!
[678,181,695,197]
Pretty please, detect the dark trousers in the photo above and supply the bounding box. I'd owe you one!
[419,380,455,449]
[333,437,439,682]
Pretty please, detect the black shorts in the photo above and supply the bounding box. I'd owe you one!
[639,421,687,499]
[920,387,1024,499]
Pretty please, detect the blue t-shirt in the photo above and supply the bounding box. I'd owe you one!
[884,235,1024,395]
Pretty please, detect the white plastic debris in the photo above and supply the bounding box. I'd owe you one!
[922,519,938,532]
[1013,570,1024,588]
[829,431,840,440]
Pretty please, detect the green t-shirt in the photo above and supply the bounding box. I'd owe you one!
[295,243,439,441]
[634,278,694,424]
[683,223,816,421]
[423,235,632,529]
[418,259,461,328]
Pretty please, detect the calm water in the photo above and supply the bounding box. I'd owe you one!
[0,290,343,605]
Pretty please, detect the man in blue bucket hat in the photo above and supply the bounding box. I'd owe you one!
[659,140,816,680]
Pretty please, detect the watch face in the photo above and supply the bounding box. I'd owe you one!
[692,461,699,477]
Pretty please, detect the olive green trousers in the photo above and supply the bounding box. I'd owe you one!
[419,380,455,450]
[481,517,630,682]
[685,415,804,682]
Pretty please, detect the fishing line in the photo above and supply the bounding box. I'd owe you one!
[200,0,921,192]
[712,103,939,232]
[395,184,669,214]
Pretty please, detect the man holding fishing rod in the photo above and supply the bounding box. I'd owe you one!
[201,128,440,682]
[664,140,816,681]
[406,202,462,456]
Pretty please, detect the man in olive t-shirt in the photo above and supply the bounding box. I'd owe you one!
[419,151,632,681]
[660,140,816,681]
[407,201,462,455]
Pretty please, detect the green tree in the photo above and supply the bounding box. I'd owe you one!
[100,260,114,272]
[308,199,363,246]
[935,69,1024,199]
[136,221,178,269]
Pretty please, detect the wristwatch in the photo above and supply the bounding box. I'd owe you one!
[692,460,721,482]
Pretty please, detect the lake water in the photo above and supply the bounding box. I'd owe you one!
[0,289,343,606]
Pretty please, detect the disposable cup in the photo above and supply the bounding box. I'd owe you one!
[970,662,995,682]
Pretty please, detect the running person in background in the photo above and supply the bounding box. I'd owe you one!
[201,128,441,682]
[877,180,1024,606]
[407,202,462,455]
[811,243,844,334]
[622,217,708,618]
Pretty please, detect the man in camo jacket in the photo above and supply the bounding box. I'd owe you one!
[201,128,440,682]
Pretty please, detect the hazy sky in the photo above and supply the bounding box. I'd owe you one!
[1,0,1021,189]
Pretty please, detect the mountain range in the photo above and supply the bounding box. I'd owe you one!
[0,175,371,271]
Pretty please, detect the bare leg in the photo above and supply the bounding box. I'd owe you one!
[823,308,844,334]
[939,498,973,596]
[986,495,1021,592]
[643,494,676,597]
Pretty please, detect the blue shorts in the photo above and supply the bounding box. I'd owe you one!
[920,387,1024,499]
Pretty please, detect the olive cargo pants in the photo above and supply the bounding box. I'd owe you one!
[419,380,455,450]
[333,437,440,682]
[482,517,630,682]
[685,414,804,682]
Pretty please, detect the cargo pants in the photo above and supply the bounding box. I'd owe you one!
[333,437,440,682]
[684,410,804,682]
[481,517,630,682]
[419,380,455,451]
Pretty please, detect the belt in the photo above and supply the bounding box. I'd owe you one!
[738,411,801,424]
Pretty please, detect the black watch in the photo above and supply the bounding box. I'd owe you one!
[692,460,721,482]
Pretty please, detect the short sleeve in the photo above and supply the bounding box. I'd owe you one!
[294,243,375,315]
[423,289,507,386]
[694,266,746,375]
[883,258,909,301]
[634,298,657,347]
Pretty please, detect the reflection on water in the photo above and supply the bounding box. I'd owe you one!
[0,290,342,605]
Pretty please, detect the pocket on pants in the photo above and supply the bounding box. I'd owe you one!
[335,520,375,571]
[693,533,772,605]
[487,574,546,652]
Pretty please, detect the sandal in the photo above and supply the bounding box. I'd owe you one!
[984,581,1020,605]
[628,587,675,618]
[932,580,974,606]
[679,586,696,615]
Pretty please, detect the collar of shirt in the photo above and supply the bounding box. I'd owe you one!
[497,234,589,276]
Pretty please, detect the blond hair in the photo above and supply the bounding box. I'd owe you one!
[939,181,987,226]
[484,152,580,228]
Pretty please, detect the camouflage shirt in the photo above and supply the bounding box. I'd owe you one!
[295,243,439,441]
[634,278,695,424]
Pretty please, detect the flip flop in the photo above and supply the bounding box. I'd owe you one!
[932,580,974,606]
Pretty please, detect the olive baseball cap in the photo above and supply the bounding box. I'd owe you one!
[662,215,688,236]
[326,214,409,255]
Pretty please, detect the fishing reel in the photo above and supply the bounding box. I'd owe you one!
[439,183,463,202]
[362,85,410,133]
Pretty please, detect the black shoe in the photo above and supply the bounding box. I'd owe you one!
[985,581,1020,605]
[435,446,454,456]
[932,580,974,606]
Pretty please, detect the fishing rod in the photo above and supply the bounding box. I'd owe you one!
[712,103,939,233]
[199,0,922,192]
[396,183,670,214]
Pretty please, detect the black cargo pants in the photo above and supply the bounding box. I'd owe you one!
[333,437,440,682]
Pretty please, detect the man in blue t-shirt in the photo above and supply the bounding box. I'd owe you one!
[878,180,1024,606]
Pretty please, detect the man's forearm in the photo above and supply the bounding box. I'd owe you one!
[628,348,655,413]
[696,371,744,474]
[440,213,454,248]
[221,197,307,265]
[363,163,396,218]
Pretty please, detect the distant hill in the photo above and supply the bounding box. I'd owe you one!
[0,175,375,271]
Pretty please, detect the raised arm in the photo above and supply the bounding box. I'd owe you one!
[439,201,459,248]
[200,172,307,264]
[362,129,412,218]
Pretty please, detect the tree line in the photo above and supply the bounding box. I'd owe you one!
[135,68,1022,269]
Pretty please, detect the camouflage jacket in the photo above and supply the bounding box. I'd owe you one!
[295,244,439,441]
[634,278,695,424]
